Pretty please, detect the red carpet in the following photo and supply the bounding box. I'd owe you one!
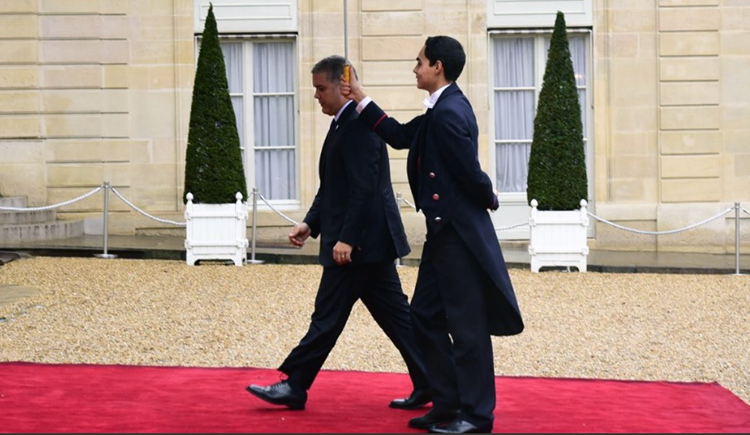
[1,362,749,433]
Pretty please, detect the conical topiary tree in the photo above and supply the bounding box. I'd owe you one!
[184,3,247,204]
[526,11,587,211]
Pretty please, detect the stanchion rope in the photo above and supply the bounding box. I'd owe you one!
[401,197,417,210]
[587,207,734,236]
[109,187,186,226]
[2,185,743,239]
[0,186,102,211]
[496,221,529,231]
[399,194,528,232]
[257,193,298,225]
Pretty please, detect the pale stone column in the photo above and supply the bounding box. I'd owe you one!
[0,0,44,203]
[657,0,726,252]
[590,0,660,251]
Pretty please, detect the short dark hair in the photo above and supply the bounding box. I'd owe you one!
[424,36,466,82]
[311,55,352,84]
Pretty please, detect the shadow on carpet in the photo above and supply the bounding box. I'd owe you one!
[1,362,748,433]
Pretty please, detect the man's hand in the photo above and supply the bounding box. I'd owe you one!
[339,65,366,103]
[288,222,311,247]
[333,241,353,265]
[490,189,500,212]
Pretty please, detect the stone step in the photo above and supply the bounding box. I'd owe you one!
[0,197,27,208]
[0,209,57,225]
[135,226,186,238]
[0,220,85,243]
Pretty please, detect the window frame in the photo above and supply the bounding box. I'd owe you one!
[488,29,594,206]
[195,35,301,209]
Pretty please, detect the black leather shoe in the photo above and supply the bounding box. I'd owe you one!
[246,380,307,410]
[428,419,492,434]
[408,408,460,429]
[389,388,432,409]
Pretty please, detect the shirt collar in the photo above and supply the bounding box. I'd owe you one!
[422,83,451,109]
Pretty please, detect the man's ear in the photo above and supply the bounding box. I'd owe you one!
[435,60,444,76]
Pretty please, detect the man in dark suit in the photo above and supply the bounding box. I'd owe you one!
[341,37,525,434]
[246,55,431,412]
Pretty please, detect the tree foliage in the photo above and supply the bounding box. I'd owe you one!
[183,3,247,204]
[526,11,588,210]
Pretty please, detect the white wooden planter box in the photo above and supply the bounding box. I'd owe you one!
[528,199,589,272]
[184,192,248,266]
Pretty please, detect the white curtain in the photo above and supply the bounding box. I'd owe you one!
[221,43,244,148]
[493,38,534,193]
[253,42,295,200]
[493,35,588,193]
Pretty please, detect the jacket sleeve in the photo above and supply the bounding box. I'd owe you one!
[338,122,381,246]
[359,100,423,150]
[303,188,322,238]
[433,100,497,210]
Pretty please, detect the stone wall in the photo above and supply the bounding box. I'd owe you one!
[592,0,750,253]
[1,0,748,252]
[0,0,194,234]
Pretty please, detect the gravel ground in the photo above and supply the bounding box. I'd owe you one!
[1,257,749,406]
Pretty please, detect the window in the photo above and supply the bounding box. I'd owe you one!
[220,39,297,203]
[491,32,590,194]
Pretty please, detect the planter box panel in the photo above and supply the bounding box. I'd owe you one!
[528,199,589,273]
[184,196,248,266]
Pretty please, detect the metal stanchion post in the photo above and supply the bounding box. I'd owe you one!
[248,187,264,264]
[343,0,349,61]
[735,202,741,275]
[395,192,403,267]
[94,182,117,259]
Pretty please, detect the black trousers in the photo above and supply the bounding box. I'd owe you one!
[411,223,495,428]
[278,260,429,391]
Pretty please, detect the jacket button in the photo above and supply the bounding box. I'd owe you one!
[429,172,436,179]
[432,193,440,201]
[434,217,442,223]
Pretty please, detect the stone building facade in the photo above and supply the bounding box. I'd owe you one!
[0,0,748,253]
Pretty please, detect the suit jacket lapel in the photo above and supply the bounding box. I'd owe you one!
[406,84,458,208]
[406,108,432,207]
[319,102,357,180]
[319,120,336,180]
[336,102,357,129]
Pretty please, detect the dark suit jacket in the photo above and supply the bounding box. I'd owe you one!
[358,83,524,336]
[304,102,410,268]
